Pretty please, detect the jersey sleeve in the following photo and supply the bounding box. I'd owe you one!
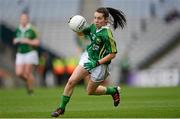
[104,29,117,54]
[82,24,93,35]
[31,27,38,39]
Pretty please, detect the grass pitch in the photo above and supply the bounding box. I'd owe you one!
[0,85,180,118]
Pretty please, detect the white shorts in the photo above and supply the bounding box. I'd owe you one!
[15,50,39,65]
[79,51,110,82]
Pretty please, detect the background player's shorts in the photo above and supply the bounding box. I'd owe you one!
[79,51,110,82]
[15,50,39,65]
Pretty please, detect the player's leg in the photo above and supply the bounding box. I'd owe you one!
[15,53,27,81]
[51,65,89,117]
[83,75,90,86]
[23,51,39,95]
[16,64,35,95]
[15,53,34,94]
[24,64,35,95]
[63,65,88,96]
[86,79,105,95]
[15,64,26,81]
[86,79,116,95]
[87,64,121,106]
[87,79,120,107]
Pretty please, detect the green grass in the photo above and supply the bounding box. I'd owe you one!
[0,85,180,118]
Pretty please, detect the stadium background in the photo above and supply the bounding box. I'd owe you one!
[0,0,180,87]
[0,0,180,118]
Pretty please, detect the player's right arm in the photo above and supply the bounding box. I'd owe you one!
[76,24,92,37]
[76,32,84,36]
[13,29,20,45]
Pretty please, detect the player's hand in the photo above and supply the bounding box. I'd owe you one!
[84,59,100,71]
[13,38,21,45]
[19,38,30,44]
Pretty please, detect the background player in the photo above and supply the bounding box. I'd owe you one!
[13,13,40,95]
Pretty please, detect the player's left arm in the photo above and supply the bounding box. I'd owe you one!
[84,53,116,71]
[98,53,116,65]
[99,29,117,64]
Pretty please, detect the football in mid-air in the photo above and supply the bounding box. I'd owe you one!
[68,15,87,32]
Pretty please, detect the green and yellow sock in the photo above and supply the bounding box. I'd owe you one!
[59,95,70,109]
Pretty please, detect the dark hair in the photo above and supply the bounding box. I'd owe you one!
[96,7,126,30]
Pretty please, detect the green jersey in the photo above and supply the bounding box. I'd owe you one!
[82,24,117,64]
[15,24,38,53]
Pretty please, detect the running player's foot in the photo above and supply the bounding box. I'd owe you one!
[27,90,34,96]
[111,86,121,107]
[51,108,65,117]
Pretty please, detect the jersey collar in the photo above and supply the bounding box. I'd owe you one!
[96,25,110,33]
[19,23,31,32]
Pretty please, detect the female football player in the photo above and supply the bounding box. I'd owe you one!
[13,13,40,95]
[51,7,126,117]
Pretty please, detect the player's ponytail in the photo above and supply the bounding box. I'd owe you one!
[106,7,126,29]
[96,7,126,30]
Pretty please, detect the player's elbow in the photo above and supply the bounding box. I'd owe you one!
[110,53,116,59]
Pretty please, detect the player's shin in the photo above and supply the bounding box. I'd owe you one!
[59,95,71,109]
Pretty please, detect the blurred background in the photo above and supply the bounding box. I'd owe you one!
[0,0,180,88]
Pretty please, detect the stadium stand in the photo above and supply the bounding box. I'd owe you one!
[0,0,180,87]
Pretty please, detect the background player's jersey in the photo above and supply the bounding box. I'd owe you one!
[15,24,38,53]
[83,24,117,64]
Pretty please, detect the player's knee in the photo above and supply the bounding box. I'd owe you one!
[16,71,23,77]
[23,71,33,80]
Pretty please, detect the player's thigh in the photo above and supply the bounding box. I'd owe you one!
[84,75,90,86]
[86,79,101,94]
[15,64,25,75]
[68,65,89,85]
[24,64,34,75]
